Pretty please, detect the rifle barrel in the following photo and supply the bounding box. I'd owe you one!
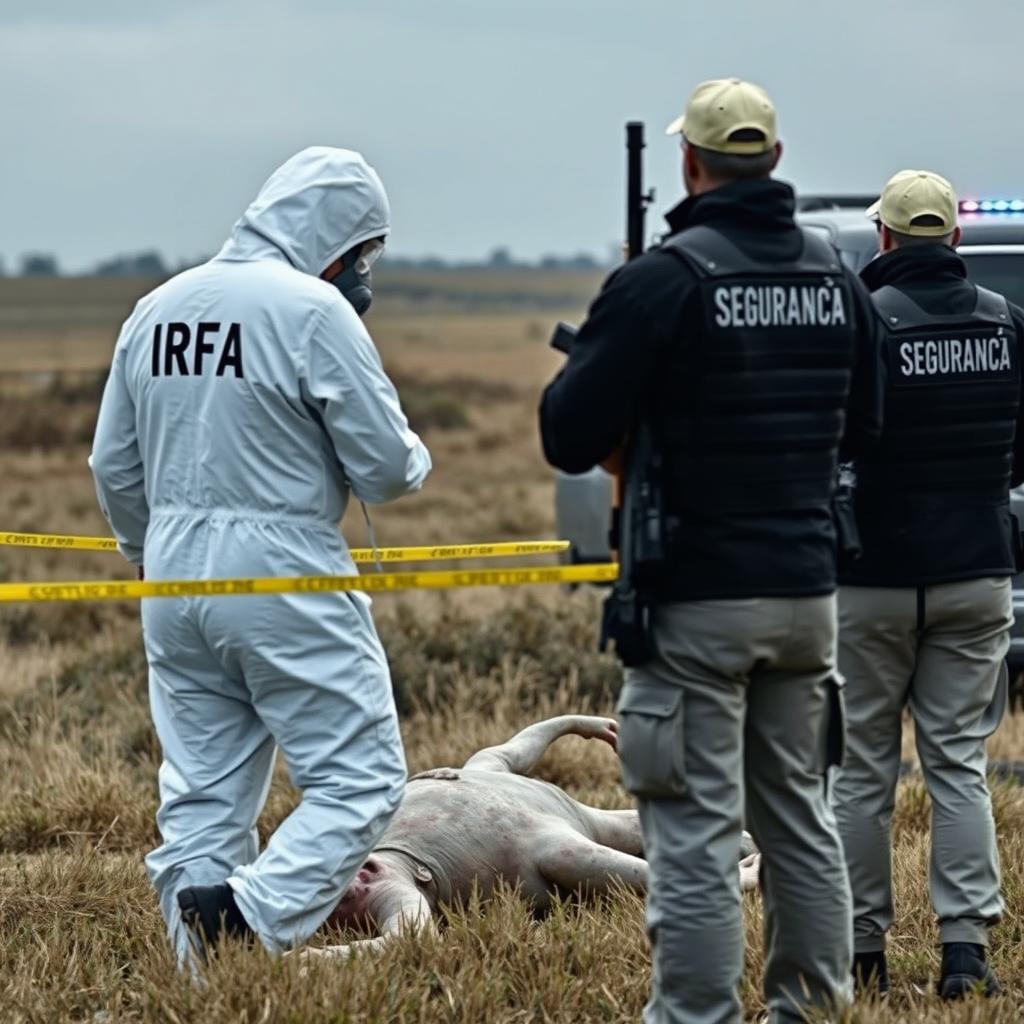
[625,121,646,261]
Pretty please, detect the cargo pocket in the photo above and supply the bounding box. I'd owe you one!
[615,679,686,798]
[820,674,847,773]
[980,659,1009,737]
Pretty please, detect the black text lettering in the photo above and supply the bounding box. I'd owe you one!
[194,322,220,375]
[150,321,244,378]
[216,323,244,378]
[164,323,191,376]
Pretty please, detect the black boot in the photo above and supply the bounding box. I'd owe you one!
[938,942,1001,1000]
[852,950,889,995]
[177,883,255,952]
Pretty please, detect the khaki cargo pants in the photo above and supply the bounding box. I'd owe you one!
[832,578,1011,953]
[616,596,853,1024]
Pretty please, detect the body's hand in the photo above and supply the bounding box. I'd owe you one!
[464,714,619,774]
[289,942,369,976]
[562,716,618,751]
[409,767,461,782]
[295,944,355,964]
[739,853,761,893]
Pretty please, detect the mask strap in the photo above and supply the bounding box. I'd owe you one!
[360,501,383,573]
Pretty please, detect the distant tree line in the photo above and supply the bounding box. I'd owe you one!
[1,245,612,277]
[385,246,607,271]
[18,254,62,276]
[4,251,177,277]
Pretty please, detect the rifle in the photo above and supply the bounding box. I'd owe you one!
[550,123,662,666]
[603,123,666,665]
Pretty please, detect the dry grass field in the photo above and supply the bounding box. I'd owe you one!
[2,270,1024,1023]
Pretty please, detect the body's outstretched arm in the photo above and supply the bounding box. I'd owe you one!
[535,830,761,896]
[300,888,435,964]
[462,715,618,775]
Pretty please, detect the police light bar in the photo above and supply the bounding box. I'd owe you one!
[960,198,1024,214]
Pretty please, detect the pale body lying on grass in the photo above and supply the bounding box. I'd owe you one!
[301,715,760,961]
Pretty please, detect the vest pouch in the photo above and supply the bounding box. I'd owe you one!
[600,585,654,668]
[831,485,862,573]
[615,679,687,798]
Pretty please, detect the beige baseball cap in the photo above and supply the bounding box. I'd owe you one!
[866,170,958,237]
[665,78,777,154]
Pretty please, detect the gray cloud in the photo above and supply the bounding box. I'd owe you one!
[1,0,1022,270]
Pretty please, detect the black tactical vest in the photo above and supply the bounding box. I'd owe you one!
[865,285,1017,495]
[658,225,857,517]
[846,283,1020,586]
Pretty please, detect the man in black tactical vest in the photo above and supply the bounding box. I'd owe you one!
[832,170,1024,1000]
[540,79,884,1024]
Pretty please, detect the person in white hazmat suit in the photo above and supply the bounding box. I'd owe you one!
[89,147,431,964]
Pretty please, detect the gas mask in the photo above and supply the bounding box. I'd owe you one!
[325,237,385,316]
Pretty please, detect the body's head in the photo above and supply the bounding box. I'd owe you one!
[218,146,389,314]
[665,78,782,197]
[325,852,430,932]
[868,169,962,253]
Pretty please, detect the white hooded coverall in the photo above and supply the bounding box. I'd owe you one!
[89,147,431,961]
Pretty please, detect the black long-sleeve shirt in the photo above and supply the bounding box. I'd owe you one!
[540,179,884,600]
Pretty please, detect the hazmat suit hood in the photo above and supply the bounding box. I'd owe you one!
[216,147,390,276]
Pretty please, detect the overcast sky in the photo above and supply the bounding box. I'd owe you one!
[2,0,1022,271]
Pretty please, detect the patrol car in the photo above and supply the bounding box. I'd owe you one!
[554,195,1024,680]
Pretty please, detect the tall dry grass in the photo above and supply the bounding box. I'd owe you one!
[2,273,1024,1022]
[4,609,1024,1023]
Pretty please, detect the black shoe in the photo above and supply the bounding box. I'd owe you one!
[938,942,1001,1000]
[852,950,889,995]
[177,883,255,951]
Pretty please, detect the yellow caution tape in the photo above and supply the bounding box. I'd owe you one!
[0,531,569,562]
[0,563,619,603]
[1,531,120,552]
[356,541,570,562]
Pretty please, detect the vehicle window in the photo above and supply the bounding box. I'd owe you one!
[841,246,876,272]
[802,224,832,242]
[961,253,1024,308]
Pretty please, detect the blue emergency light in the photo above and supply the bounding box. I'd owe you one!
[960,198,1024,214]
